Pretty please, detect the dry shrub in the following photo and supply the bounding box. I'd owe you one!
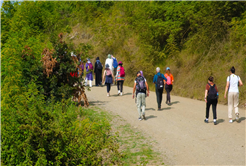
[41,48,57,77]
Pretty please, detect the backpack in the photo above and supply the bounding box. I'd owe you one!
[166,75,172,85]
[113,58,118,68]
[136,76,146,92]
[119,66,125,77]
[88,63,93,70]
[208,83,218,99]
[97,61,102,70]
[157,74,164,90]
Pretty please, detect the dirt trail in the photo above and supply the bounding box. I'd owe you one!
[86,83,245,165]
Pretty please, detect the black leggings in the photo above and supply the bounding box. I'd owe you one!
[165,84,173,103]
[117,80,124,92]
[206,98,218,119]
[105,83,111,93]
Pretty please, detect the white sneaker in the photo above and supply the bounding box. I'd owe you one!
[107,93,109,97]
[236,113,239,122]
[118,90,120,95]
[120,92,122,96]
[229,119,233,123]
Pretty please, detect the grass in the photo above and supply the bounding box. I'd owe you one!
[80,106,165,166]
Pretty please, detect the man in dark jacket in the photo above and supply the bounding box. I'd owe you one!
[94,57,103,86]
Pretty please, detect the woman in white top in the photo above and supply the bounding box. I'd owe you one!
[224,66,243,123]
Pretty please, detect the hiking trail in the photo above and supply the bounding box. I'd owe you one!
[86,83,245,165]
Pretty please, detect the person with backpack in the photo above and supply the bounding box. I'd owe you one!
[112,55,118,84]
[116,61,125,96]
[102,64,114,97]
[224,66,243,123]
[85,58,93,87]
[204,76,219,125]
[164,67,174,105]
[94,57,103,86]
[133,71,150,121]
[105,54,113,74]
[153,67,167,110]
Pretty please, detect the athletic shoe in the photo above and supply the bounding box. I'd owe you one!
[214,121,217,125]
[120,92,122,96]
[118,90,120,95]
[229,119,233,123]
[142,115,146,120]
[107,93,109,97]
[138,117,142,121]
[204,119,208,123]
[236,113,240,122]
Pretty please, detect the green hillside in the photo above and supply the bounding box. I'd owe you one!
[1,1,246,165]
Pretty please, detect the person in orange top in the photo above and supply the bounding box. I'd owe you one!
[164,67,174,105]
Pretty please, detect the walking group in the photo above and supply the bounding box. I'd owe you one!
[204,66,243,125]
[77,54,125,97]
[77,57,243,124]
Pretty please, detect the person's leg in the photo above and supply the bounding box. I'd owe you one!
[117,81,120,94]
[89,80,92,87]
[155,88,160,108]
[165,85,170,104]
[228,92,233,120]
[141,93,146,119]
[206,98,211,120]
[212,99,217,120]
[120,80,124,93]
[137,94,142,119]
[234,92,239,115]
[159,88,163,108]
[169,85,173,103]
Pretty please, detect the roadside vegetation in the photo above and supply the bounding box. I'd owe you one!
[1,1,246,165]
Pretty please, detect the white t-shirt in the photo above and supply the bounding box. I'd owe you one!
[227,74,240,92]
[105,58,113,71]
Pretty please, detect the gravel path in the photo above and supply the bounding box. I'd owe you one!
[86,84,245,165]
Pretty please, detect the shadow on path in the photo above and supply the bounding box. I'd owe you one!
[217,119,225,124]
[238,117,246,123]
[146,115,157,120]
[145,108,155,111]
[169,101,180,106]
[158,107,172,111]
[89,100,109,106]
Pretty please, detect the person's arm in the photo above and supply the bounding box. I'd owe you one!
[153,75,156,84]
[205,90,208,103]
[145,81,150,97]
[102,70,106,83]
[133,82,136,99]
[224,81,229,99]
[162,74,167,82]
[172,74,174,83]
[239,79,243,87]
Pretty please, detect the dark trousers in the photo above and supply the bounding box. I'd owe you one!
[206,97,218,119]
[155,88,164,108]
[165,84,173,103]
[117,80,124,92]
[105,83,111,93]
[95,70,102,86]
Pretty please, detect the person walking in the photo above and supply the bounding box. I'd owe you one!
[102,64,114,97]
[94,57,103,86]
[85,58,93,87]
[116,61,125,96]
[204,76,219,125]
[105,54,113,74]
[164,67,174,105]
[112,55,118,84]
[224,66,243,123]
[133,71,149,121]
[153,67,167,110]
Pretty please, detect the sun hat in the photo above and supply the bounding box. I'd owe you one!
[166,67,170,70]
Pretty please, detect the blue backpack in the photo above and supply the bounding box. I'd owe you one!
[113,58,118,68]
